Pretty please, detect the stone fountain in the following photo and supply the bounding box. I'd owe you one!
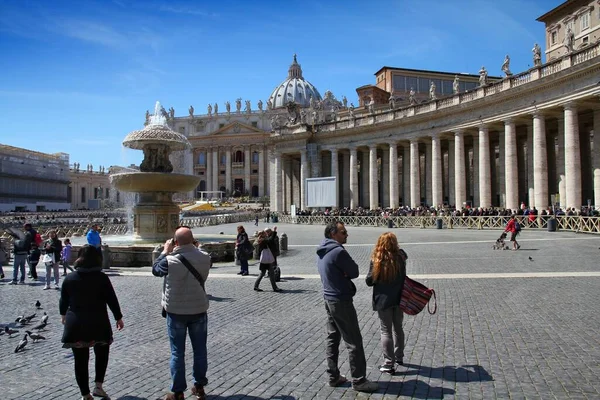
[110,101,200,241]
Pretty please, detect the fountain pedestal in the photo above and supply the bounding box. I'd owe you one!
[133,193,180,241]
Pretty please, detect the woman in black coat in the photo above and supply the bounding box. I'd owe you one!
[60,245,124,400]
[365,232,407,375]
[253,230,281,292]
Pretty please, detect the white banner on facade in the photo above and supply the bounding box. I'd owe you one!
[306,176,337,208]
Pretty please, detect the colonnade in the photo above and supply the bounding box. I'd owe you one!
[194,147,267,197]
[272,103,600,212]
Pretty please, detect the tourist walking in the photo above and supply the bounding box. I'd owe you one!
[28,243,41,280]
[316,221,378,393]
[7,227,30,284]
[365,232,407,374]
[61,238,74,276]
[504,215,521,250]
[43,230,62,290]
[60,245,124,400]
[271,226,280,267]
[236,225,251,276]
[152,226,211,400]
[253,230,281,292]
[86,224,102,249]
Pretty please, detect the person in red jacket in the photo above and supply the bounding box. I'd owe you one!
[504,215,521,250]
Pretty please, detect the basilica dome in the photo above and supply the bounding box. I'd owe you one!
[268,55,321,109]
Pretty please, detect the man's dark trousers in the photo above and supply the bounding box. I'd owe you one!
[324,299,367,383]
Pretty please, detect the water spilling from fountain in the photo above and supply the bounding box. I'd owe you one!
[109,101,200,241]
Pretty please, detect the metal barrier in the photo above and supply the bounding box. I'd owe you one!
[277,215,600,234]
[0,212,256,240]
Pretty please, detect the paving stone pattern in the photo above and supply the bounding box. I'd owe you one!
[0,223,599,399]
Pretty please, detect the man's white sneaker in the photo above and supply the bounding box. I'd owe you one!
[54,284,60,290]
[43,285,50,290]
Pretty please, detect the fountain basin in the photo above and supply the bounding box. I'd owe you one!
[110,172,200,193]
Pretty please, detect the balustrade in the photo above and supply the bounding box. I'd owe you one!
[277,214,600,234]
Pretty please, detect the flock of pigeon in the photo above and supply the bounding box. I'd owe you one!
[1,300,50,353]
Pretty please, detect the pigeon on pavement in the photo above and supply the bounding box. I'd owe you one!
[31,321,47,331]
[40,312,48,324]
[14,334,28,353]
[25,331,46,343]
[528,256,534,261]
[23,313,36,322]
[35,301,41,310]
[15,315,24,323]
[5,327,19,337]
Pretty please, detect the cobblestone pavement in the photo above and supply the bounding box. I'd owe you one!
[1,223,599,399]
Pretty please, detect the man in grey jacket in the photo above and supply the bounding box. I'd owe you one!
[153,227,211,400]
[316,221,378,393]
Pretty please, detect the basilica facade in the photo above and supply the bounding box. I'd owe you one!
[168,0,600,213]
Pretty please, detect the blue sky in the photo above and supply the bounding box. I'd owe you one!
[0,0,562,169]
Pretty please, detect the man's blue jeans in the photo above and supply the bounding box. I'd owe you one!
[166,312,208,393]
[13,254,27,282]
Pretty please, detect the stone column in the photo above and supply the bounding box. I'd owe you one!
[349,147,359,208]
[361,150,369,207]
[270,152,282,211]
[331,148,339,208]
[381,147,389,207]
[212,147,219,192]
[225,147,232,193]
[425,140,432,206]
[205,148,212,192]
[564,103,581,209]
[504,119,518,211]
[283,157,292,213]
[448,137,455,206]
[454,131,466,209]
[244,147,251,195]
[341,151,350,207]
[389,143,399,208]
[410,140,420,207]
[594,110,600,209]
[478,126,492,208]
[533,112,549,210]
[403,145,411,206]
[258,148,265,197]
[431,135,442,209]
[557,118,565,208]
[369,145,378,209]
[472,135,480,207]
[300,149,308,211]
[526,121,534,207]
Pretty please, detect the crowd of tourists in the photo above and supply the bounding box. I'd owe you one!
[292,203,598,218]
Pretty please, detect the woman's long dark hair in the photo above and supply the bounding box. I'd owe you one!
[73,244,103,269]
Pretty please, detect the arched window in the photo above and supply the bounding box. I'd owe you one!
[252,151,259,164]
[198,152,206,166]
[234,150,244,163]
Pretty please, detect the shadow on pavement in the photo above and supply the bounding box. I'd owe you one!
[386,379,455,399]
[207,294,234,302]
[207,396,296,400]
[116,397,149,400]
[403,363,493,382]
[276,289,315,294]
[281,277,305,281]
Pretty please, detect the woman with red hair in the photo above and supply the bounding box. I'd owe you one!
[365,232,407,374]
